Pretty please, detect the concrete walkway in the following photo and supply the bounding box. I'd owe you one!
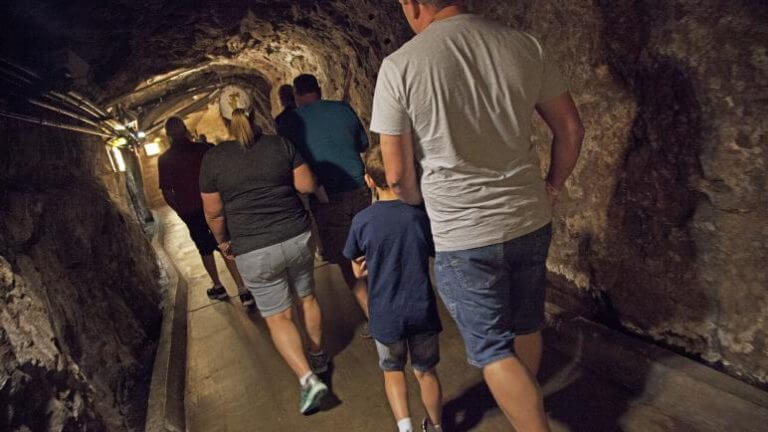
[156,206,768,432]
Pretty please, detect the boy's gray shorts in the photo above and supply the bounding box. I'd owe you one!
[375,332,440,372]
[235,231,315,317]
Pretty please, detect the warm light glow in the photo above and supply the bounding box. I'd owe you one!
[144,142,161,157]
[109,137,128,147]
[111,147,127,172]
[114,124,126,131]
[137,131,146,138]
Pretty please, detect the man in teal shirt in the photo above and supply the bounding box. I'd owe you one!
[278,74,371,326]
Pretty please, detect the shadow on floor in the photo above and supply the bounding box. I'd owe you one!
[441,329,649,432]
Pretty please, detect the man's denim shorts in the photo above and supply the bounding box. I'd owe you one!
[235,230,315,317]
[435,224,552,368]
[374,332,440,372]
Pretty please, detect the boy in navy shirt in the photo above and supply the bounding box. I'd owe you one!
[343,146,443,432]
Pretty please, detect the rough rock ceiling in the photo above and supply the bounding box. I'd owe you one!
[1,0,410,124]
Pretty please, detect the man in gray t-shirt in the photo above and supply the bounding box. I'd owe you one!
[371,1,584,431]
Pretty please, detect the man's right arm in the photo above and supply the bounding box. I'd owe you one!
[380,132,422,206]
[535,92,585,201]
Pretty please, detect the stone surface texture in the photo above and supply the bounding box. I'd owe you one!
[0,0,766,405]
[0,123,163,431]
[467,0,768,385]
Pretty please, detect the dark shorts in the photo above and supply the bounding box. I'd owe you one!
[435,224,552,368]
[310,187,371,264]
[375,332,440,372]
[180,211,219,256]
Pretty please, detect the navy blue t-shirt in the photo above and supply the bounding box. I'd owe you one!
[343,200,442,344]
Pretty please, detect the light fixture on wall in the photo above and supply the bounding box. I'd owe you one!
[111,147,127,172]
[105,144,127,172]
[144,138,162,157]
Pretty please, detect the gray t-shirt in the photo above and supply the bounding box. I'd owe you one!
[199,135,310,255]
[370,14,568,252]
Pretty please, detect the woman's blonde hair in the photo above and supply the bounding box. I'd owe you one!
[228,108,262,149]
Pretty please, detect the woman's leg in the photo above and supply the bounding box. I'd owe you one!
[264,307,312,378]
[287,231,324,353]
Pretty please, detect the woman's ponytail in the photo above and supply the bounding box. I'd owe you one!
[229,108,261,149]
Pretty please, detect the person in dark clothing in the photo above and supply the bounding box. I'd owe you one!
[277,74,372,331]
[274,84,297,131]
[344,146,443,432]
[200,86,329,414]
[158,116,253,308]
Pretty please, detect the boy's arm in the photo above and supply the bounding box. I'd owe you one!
[343,218,366,278]
[351,256,368,279]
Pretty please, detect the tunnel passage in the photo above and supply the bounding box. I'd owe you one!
[2,0,768,431]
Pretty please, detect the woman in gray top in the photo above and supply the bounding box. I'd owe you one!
[199,86,329,415]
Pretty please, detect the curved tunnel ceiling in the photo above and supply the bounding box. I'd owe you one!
[1,0,411,130]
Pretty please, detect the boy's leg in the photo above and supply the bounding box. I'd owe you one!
[410,333,443,428]
[376,340,411,427]
[384,371,410,423]
[413,370,442,428]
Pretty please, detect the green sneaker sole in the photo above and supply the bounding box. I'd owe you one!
[299,383,328,414]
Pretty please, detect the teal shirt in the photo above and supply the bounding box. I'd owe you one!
[278,100,369,194]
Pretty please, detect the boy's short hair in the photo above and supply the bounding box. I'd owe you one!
[365,145,388,189]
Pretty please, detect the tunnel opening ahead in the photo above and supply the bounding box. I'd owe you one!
[1,1,768,431]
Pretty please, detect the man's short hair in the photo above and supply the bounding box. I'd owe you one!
[278,84,295,104]
[364,145,388,189]
[293,74,321,96]
[164,116,187,140]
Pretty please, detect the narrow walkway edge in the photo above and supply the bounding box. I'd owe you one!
[145,209,189,432]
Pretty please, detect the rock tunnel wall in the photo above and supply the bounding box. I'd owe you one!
[466,0,768,385]
[0,121,163,431]
[1,7,766,427]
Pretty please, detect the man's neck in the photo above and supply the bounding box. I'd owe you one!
[170,137,190,147]
[433,5,466,22]
[376,188,399,202]
[297,94,321,108]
